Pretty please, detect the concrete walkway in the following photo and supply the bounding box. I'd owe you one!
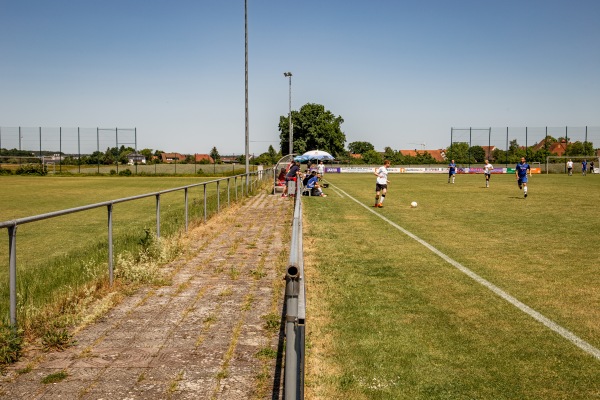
[0,193,291,399]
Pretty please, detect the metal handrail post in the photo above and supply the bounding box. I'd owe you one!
[184,188,189,232]
[217,180,220,213]
[227,178,230,207]
[8,225,17,326]
[203,184,207,223]
[297,205,306,399]
[285,264,300,400]
[156,194,161,238]
[107,204,114,286]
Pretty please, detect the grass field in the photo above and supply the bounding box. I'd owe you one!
[57,163,252,175]
[0,176,231,264]
[303,172,600,399]
[0,175,254,332]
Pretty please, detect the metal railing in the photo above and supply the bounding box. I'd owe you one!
[1,170,272,327]
[284,182,306,400]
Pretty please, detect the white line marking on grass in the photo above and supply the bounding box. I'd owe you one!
[323,180,344,197]
[331,183,600,361]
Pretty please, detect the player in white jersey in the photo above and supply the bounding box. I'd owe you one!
[483,159,493,188]
[374,160,391,208]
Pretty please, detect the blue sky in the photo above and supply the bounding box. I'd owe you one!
[1,0,599,155]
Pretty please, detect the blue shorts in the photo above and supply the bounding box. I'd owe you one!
[518,176,528,185]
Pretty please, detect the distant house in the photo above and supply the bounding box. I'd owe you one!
[480,146,496,157]
[127,153,146,165]
[194,154,214,163]
[220,155,253,163]
[532,139,568,156]
[349,153,362,160]
[399,149,447,162]
[548,142,569,156]
[160,152,187,163]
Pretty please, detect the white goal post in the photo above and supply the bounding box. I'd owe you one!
[546,156,600,174]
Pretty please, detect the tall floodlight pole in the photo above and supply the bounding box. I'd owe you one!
[284,72,293,155]
[244,0,250,189]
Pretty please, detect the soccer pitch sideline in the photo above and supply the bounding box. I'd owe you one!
[302,173,600,399]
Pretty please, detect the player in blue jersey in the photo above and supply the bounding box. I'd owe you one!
[515,157,531,198]
[582,159,587,176]
[448,159,457,184]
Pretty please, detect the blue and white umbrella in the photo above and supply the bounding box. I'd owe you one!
[293,155,310,163]
[302,150,334,161]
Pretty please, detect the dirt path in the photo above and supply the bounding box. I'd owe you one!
[1,193,291,399]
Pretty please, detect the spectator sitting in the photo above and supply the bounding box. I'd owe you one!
[317,173,328,187]
[282,161,300,197]
[277,168,286,185]
[302,171,311,187]
[306,171,327,197]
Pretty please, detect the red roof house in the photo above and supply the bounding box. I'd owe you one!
[194,154,214,163]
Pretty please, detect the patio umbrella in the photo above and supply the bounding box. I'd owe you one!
[293,155,310,163]
[302,150,334,161]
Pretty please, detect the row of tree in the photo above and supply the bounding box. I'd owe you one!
[2,103,596,167]
[0,145,284,167]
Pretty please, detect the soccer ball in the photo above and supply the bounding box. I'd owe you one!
[411,201,418,208]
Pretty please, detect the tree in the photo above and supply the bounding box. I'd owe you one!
[415,151,437,164]
[567,141,595,156]
[210,147,221,164]
[508,139,520,156]
[542,135,557,150]
[529,147,551,162]
[278,103,346,157]
[267,145,280,164]
[446,142,469,163]
[362,149,382,165]
[140,148,153,163]
[348,141,375,154]
[470,145,485,162]
[118,146,135,164]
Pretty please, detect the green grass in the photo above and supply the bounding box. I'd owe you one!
[304,173,600,399]
[0,175,259,334]
[59,163,254,176]
[41,370,68,384]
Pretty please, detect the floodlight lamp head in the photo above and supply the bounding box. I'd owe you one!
[284,72,292,77]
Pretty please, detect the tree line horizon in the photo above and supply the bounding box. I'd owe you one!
[1,103,596,166]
